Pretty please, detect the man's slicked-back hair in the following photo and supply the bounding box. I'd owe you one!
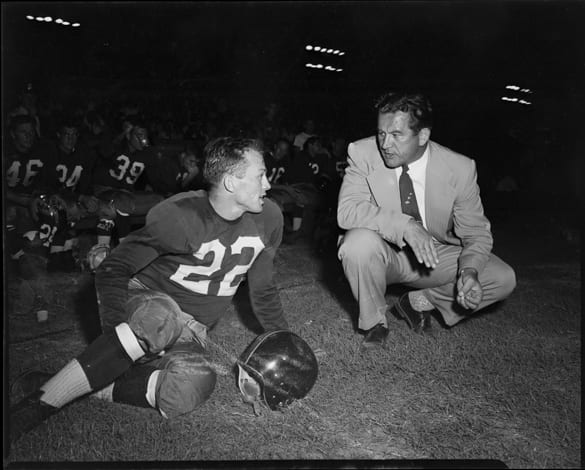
[374,91,433,134]
[203,137,264,187]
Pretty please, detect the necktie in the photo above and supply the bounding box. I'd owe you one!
[399,165,422,223]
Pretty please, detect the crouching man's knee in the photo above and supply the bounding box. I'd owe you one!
[154,352,217,419]
[126,291,184,355]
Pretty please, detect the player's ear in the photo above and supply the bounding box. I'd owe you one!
[223,174,235,193]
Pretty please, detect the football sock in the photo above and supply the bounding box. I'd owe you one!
[91,383,115,402]
[111,365,159,409]
[408,290,435,312]
[40,360,91,408]
[97,235,111,246]
[39,323,145,408]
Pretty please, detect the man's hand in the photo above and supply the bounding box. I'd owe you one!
[456,268,483,310]
[403,219,439,268]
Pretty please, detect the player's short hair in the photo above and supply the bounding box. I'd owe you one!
[9,114,36,132]
[203,137,264,187]
[374,91,433,134]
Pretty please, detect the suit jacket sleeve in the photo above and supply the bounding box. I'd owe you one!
[453,158,493,275]
[337,141,411,247]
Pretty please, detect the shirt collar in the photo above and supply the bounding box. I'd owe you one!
[408,144,429,173]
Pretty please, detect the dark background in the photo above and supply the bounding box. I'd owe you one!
[2,1,584,190]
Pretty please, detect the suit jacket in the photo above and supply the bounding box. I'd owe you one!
[337,137,493,275]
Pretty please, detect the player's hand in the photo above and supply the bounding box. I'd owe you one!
[456,268,483,310]
[78,194,100,213]
[403,219,439,269]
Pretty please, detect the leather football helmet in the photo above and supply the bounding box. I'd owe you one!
[237,330,318,411]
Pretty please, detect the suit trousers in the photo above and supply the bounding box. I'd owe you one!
[338,228,516,330]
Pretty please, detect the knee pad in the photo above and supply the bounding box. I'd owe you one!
[154,345,217,419]
[126,291,184,355]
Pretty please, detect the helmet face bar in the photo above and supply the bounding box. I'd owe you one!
[237,330,319,410]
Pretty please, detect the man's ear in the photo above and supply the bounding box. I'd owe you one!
[418,128,431,146]
[223,174,235,193]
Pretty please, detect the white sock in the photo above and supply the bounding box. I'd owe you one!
[90,383,115,402]
[40,359,92,408]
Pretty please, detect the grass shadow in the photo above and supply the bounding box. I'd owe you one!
[72,274,103,342]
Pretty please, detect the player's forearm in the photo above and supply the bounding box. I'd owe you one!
[95,240,159,330]
[249,285,289,331]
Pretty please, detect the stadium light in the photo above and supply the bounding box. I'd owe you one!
[72,22,80,27]
[55,18,63,23]
[521,88,532,93]
[505,85,520,91]
[35,16,45,21]
[314,46,321,51]
[26,15,34,20]
[519,99,532,105]
[501,97,518,102]
[62,21,70,26]
[339,52,345,56]
[306,45,313,50]
[44,16,53,22]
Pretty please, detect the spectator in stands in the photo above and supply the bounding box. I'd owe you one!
[255,102,284,150]
[9,83,42,138]
[272,136,331,243]
[292,118,316,154]
[148,143,206,197]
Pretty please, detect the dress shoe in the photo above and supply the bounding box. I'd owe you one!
[362,323,389,349]
[393,293,435,334]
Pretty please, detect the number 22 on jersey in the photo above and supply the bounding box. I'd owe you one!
[170,236,265,296]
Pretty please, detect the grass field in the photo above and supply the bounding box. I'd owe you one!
[4,217,581,468]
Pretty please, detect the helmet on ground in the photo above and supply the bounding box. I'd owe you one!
[86,243,111,272]
[237,330,318,411]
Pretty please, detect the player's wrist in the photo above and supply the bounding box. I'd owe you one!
[459,267,478,278]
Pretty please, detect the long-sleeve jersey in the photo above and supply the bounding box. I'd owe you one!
[44,142,98,195]
[4,141,51,196]
[95,191,288,332]
[91,141,157,191]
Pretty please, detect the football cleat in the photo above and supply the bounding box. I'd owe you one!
[237,330,318,411]
[9,391,58,443]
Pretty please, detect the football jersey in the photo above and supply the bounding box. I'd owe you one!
[44,142,98,195]
[4,141,51,195]
[287,150,331,185]
[95,191,288,332]
[92,141,156,191]
[264,152,290,185]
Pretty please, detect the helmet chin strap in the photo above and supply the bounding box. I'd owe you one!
[237,364,261,405]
